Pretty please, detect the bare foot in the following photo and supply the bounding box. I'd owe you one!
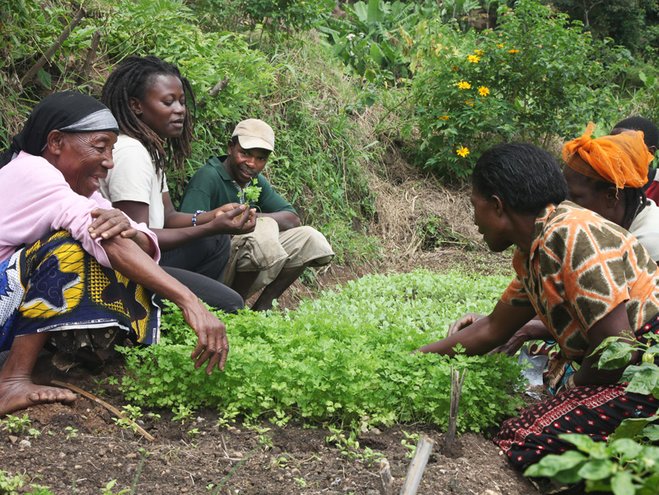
[0,377,77,416]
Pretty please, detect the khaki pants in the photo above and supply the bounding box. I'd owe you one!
[224,217,334,297]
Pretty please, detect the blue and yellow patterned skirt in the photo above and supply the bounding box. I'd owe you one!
[0,231,160,352]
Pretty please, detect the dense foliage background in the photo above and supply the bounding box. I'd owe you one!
[1,0,656,259]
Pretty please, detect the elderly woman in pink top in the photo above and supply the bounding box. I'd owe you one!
[0,91,229,415]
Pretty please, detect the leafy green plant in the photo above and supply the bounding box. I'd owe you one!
[190,0,335,39]
[0,470,54,495]
[64,426,79,440]
[119,270,524,432]
[320,0,421,85]
[525,427,659,494]
[325,425,383,463]
[172,404,194,423]
[113,404,144,433]
[238,178,262,204]
[100,479,130,495]
[0,413,32,435]
[401,430,420,458]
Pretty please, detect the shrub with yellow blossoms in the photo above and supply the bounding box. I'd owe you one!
[409,0,625,179]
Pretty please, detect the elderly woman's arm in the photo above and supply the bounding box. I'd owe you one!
[102,235,229,373]
[88,208,156,257]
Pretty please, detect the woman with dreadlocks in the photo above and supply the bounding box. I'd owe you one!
[100,55,255,313]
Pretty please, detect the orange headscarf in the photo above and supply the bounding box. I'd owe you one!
[562,122,653,189]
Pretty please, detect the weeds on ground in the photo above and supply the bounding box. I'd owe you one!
[0,414,32,435]
[0,470,53,495]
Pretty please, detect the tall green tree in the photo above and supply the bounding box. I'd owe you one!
[547,0,659,54]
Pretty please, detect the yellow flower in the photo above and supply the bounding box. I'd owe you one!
[438,115,449,121]
[457,81,472,90]
[467,54,481,63]
[497,43,505,49]
[464,99,475,107]
[478,86,490,97]
[456,146,470,158]
[474,49,485,57]
[508,49,520,54]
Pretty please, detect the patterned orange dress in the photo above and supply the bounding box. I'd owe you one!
[493,201,659,468]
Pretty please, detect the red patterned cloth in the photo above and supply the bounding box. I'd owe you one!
[494,314,659,470]
[494,384,657,469]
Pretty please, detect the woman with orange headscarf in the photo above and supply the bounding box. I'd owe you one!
[562,122,659,260]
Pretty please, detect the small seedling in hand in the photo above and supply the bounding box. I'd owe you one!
[238,178,262,205]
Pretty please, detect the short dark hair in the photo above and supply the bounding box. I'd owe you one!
[472,143,568,215]
[612,116,659,151]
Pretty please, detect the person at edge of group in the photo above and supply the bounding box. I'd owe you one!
[100,55,255,314]
[417,142,658,471]
[0,91,229,416]
[179,119,334,311]
[611,116,659,202]
[457,124,658,375]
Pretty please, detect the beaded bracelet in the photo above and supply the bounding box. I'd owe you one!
[191,210,205,227]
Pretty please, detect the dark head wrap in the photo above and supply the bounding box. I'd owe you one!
[0,90,119,167]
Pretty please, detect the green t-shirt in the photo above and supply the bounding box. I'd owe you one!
[180,156,297,215]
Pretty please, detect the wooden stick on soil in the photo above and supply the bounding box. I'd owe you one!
[51,379,155,442]
[399,435,434,495]
[443,366,467,450]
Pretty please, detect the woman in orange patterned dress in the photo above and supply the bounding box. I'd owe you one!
[418,142,658,469]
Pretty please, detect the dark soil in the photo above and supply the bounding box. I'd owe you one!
[1,380,534,495]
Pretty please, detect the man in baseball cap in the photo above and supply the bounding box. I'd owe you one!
[231,118,275,151]
[180,119,334,310]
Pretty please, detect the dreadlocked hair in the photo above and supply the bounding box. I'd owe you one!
[101,55,195,178]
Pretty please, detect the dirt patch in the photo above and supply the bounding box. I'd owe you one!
[1,373,534,494]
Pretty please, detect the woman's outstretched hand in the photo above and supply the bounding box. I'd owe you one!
[447,312,483,336]
[181,300,229,374]
[208,204,256,234]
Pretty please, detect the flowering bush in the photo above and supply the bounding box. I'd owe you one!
[408,0,625,178]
